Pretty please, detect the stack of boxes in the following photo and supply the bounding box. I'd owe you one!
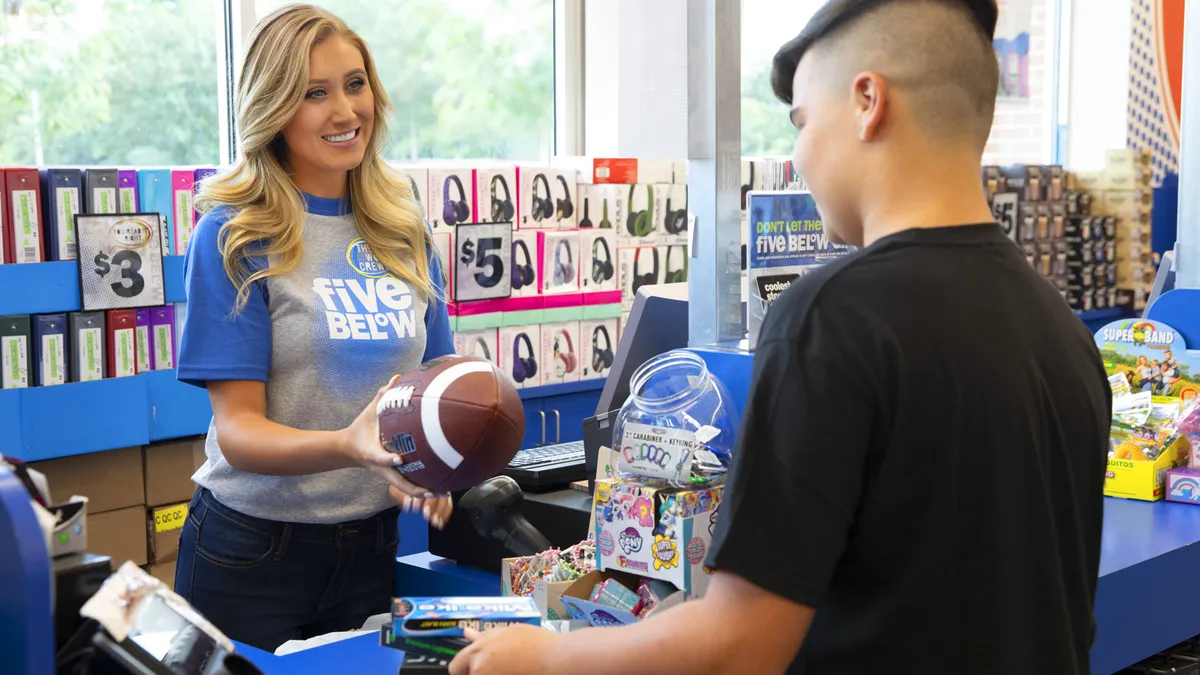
[1073,149,1157,311]
[30,438,203,588]
[983,159,1150,313]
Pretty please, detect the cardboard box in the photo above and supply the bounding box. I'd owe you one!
[539,230,581,295]
[433,231,454,297]
[429,168,476,231]
[499,324,541,389]
[593,479,721,598]
[558,569,687,627]
[517,166,558,229]
[476,167,518,225]
[89,505,148,566]
[395,165,430,220]
[500,557,574,620]
[1106,434,1190,501]
[580,231,617,293]
[580,318,618,381]
[147,501,188,563]
[540,321,582,386]
[454,328,500,369]
[1166,467,1200,505]
[576,184,620,229]
[146,559,177,590]
[618,184,659,245]
[618,245,660,310]
[510,229,540,298]
[32,447,145,514]
[551,156,675,185]
[551,170,579,229]
[144,439,201,507]
[655,183,688,244]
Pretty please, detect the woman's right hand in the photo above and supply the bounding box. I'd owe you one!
[340,375,441,500]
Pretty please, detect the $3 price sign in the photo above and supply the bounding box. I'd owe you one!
[454,222,512,301]
[76,214,166,311]
[94,250,146,298]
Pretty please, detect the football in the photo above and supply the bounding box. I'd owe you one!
[376,354,525,493]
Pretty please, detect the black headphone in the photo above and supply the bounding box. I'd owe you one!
[632,246,659,296]
[579,197,593,228]
[741,161,755,210]
[664,193,688,234]
[407,175,422,205]
[555,174,575,220]
[591,236,613,285]
[531,173,554,222]
[443,174,470,226]
[490,174,514,223]
[512,332,538,384]
[474,336,492,362]
[592,325,614,375]
[512,239,535,290]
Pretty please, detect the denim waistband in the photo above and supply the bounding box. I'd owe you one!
[191,486,400,547]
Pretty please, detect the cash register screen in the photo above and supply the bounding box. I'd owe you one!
[596,283,689,415]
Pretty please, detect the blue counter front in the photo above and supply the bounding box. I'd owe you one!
[224,497,1200,675]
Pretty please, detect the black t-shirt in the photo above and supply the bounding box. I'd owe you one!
[707,223,1111,675]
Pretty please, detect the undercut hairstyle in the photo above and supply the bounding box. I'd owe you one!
[772,0,1001,146]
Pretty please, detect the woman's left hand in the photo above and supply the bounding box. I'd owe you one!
[392,486,453,529]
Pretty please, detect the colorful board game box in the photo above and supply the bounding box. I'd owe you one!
[388,597,540,638]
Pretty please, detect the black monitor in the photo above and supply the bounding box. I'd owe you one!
[596,282,689,415]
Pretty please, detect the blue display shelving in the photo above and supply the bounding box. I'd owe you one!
[0,256,187,316]
[0,370,211,462]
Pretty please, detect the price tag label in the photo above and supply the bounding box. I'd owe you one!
[153,503,188,533]
[454,222,513,302]
[991,191,1019,241]
[75,213,165,311]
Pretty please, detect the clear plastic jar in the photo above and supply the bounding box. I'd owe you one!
[612,349,741,487]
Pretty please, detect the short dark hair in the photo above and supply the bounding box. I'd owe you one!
[771,0,999,106]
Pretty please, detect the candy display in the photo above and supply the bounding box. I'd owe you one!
[611,349,740,487]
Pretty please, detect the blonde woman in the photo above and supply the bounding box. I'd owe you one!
[175,4,453,650]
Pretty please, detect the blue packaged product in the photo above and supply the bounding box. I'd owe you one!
[389,597,541,637]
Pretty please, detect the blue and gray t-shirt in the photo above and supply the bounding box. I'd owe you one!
[178,192,454,524]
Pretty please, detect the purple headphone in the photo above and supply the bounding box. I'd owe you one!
[443,175,469,225]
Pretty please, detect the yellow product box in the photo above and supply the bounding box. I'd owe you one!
[1104,434,1190,501]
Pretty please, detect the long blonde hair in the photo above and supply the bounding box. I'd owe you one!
[197,3,434,310]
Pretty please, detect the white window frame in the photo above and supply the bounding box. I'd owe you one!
[218,0,580,163]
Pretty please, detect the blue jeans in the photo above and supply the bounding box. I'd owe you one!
[175,487,400,653]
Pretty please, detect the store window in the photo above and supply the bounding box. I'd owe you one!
[255,0,555,162]
[739,0,1059,164]
[0,0,222,167]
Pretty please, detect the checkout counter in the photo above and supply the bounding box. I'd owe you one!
[9,283,1200,674]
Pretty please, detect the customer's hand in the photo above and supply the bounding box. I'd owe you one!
[340,375,444,506]
[449,625,557,675]
[393,486,453,529]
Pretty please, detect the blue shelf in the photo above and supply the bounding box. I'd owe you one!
[0,256,187,316]
[518,378,604,401]
[0,370,211,462]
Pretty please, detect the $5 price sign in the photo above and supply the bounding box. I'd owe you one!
[454,222,512,301]
[76,214,166,311]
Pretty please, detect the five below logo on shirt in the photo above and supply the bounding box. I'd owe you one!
[312,238,418,341]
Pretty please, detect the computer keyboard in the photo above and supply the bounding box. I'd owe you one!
[508,441,585,468]
[503,441,587,491]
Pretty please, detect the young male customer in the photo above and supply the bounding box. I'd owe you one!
[450,1,1112,673]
